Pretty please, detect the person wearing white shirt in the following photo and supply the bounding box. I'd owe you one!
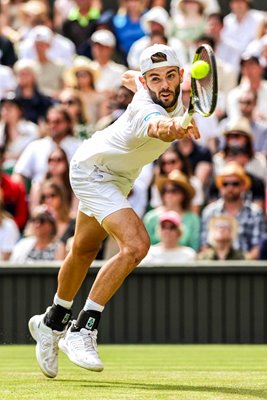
[127,6,187,70]
[90,29,127,93]
[141,210,197,265]
[222,0,265,55]
[13,105,81,184]
[27,44,200,379]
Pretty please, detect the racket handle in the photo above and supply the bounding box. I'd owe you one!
[181,110,193,129]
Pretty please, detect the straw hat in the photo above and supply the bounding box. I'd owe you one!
[63,56,99,87]
[224,117,253,137]
[155,169,195,200]
[215,161,251,190]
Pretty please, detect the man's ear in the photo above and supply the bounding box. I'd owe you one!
[139,75,147,89]
[179,68,184,84]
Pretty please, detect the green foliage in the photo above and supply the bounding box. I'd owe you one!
[1,345,267,400]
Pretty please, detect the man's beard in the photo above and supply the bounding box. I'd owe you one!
[224,193,241,202]
[147,84,181,109]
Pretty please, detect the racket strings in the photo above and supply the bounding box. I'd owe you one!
[193,47,217,115]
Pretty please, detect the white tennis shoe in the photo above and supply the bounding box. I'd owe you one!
[58,323,104,372]
[28,311,65,378]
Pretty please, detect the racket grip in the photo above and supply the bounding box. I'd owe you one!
[181,111,193,129]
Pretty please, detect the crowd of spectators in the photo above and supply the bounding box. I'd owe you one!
[0,0,266,263]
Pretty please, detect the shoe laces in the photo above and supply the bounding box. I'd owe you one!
[72,329,98,354]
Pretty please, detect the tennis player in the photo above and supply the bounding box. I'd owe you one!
[28,44,200,378]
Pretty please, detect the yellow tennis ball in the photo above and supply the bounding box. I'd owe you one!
[190,60,210,79]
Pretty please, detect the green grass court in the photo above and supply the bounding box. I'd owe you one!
[1,345,267,400]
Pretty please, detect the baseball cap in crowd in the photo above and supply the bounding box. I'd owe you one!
[160,210,182,227]
[91,29,116,47]
[31,25,53,43]
[140,44,180,75]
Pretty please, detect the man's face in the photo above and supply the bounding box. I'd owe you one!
[141,66,183,111]
[219,175,245,202]
[46,110,70,139]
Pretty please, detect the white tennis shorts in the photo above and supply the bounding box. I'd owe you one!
[70,160,132,224]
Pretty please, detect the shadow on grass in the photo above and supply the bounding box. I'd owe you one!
[57,380,267,399]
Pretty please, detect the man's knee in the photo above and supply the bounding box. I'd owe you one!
[123,238,150,265]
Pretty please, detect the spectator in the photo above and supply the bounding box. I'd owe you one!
[61,0,100,51]
[170,0,221,17]
[226,54,267,122]
[13,59,54,124]
[143,169,200,250]
[10,205,65,263]
[58,88,94,139]
[222,0,265,55]
[95,85,134,131]
[0,194,20,261]
[18,22,76,67]
[112,0,146,64]
[200,161,267,260]
[90,29,127,94]
[198,215,245,260]
[172,137,213,188]
[13,105,81,186]
[0,146,28,232]
[171,0,207,53]
[127,6,187,70]
[205,12,241,71]
[23,25,65,97]
[236,90,267,155]
[39,180,76,245]
[141,210,197,265]
[208,143,265,210]
[0,93,39,174]
[63,56,104,124]
[215,118,267,181]
[29,146,79,215]
[150,147,204,214]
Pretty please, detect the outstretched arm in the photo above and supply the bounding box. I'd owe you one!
[147,116,200,142]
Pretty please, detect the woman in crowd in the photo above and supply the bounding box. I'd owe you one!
[141,210,197,265]
[10,205,65,262]
[0,190,20,261]
[58,87,94,140]
[29,146,78,215]
[143,169,200,251]
[39,179,75,247]
[151,146,204,214]
[198,215,245,260]
[63,56,104,126]
[0,93,39,174]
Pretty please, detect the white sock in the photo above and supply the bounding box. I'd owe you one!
[83,298,104,312]
[54,293,73,310]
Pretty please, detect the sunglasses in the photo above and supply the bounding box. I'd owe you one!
[41,192,58,200]
[160,223,177,230]
[48,157,65,163]
[222,181,241,187]
[47,118,65,124]
[161,159,178,166]
[162,187,181,194]
[60,99,77,106]
[31,216,50,224]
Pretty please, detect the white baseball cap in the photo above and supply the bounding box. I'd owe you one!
[91,29,116,47]
[140,44,180,75]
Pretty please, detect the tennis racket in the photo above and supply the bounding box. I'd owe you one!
[181,44,218,128]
